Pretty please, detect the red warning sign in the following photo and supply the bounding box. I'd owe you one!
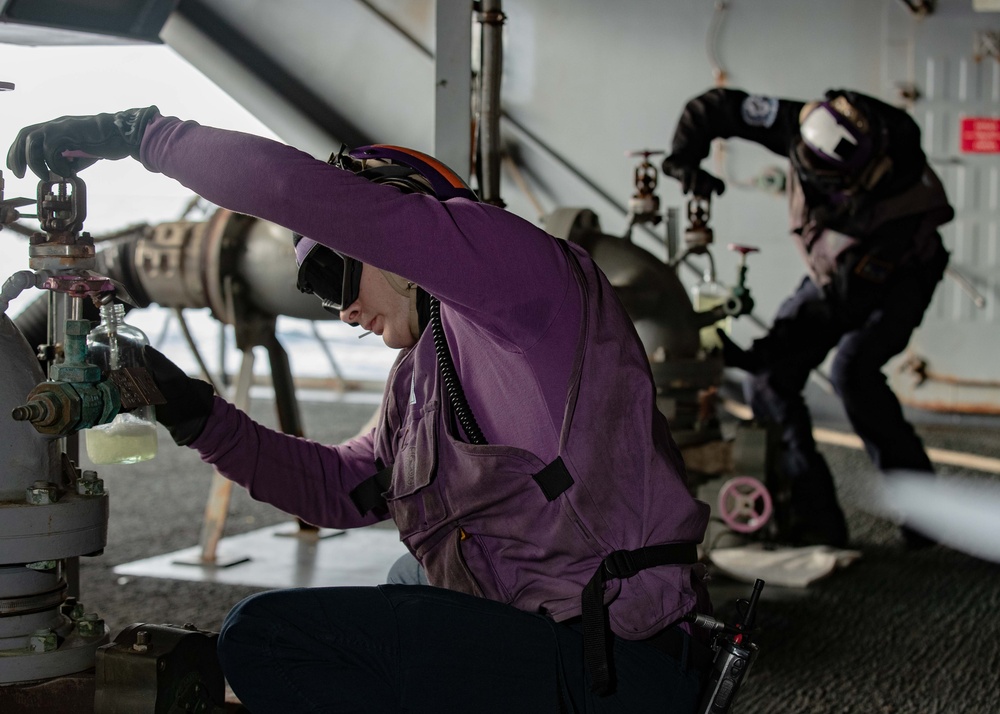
[961,117,1000,153]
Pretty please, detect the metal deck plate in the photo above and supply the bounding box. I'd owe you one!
[113,523,408,589]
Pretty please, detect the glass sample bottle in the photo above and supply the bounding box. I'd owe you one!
[85,302,158,465]
[691,269,731,352]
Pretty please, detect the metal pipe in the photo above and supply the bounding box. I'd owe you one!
[479,0,505,206]
[266,331,304,438]
[175,307,224,395]
[944,266,986,310]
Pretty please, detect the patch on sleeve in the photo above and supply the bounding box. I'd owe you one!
[740,95,779,128]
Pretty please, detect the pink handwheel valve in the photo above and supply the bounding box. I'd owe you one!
[727,243,760,257]
[717,476,773,534]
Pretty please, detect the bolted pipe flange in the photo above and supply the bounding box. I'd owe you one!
[25,560,57,571]
[63,598,85,621]
[77,470,105,496]
[77,613,105,639]
[25,481,59,505]
[29,629,58,653]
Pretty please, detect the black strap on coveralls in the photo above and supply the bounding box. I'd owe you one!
[581,543,699,696]
[349,460,392,517]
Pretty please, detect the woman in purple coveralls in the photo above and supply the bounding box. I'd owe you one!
[9,108,715,713]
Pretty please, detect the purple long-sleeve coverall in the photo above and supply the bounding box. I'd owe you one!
[140,115,710,642]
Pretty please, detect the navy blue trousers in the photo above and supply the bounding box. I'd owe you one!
[745,253,945,543]
[218,585,704,713]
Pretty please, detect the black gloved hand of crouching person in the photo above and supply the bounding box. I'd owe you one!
[141,345,216,446]
[716,328,762,373]
[661,156,727,198]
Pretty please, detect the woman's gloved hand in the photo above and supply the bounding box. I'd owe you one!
[142,345,216,446]
[6,106,159,180]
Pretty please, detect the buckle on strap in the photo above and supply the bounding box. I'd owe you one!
[603,549,639,579]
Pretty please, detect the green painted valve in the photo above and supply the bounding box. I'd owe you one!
[11,319,120,437]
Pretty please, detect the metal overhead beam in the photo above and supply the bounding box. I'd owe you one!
[435,0,473,180]
[0,0,176,45]
[174,0,372,149]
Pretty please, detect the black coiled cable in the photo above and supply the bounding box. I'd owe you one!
[429,296,487,445]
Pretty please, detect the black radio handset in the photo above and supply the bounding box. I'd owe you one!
[737,578,764,639]
[695,578,765,714]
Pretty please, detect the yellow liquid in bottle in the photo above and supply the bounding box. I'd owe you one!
[85,414,158,465]
[693,291,731,351]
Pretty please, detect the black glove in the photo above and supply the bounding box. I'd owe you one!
[7,106,159,180]
[142,345,215,447]
[716,328,761,373]
[661,156,726,198]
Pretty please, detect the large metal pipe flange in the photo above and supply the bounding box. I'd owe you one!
[0,493,109,564]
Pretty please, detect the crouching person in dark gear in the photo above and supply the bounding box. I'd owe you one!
[9,109,714,712]
[663,88,954,549]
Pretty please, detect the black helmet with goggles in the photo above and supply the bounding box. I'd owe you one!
[293,144,477,317]
[790,91,887,197]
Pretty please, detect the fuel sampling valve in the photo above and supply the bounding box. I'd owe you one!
[10,175,163,437]
[683,203,759,334]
